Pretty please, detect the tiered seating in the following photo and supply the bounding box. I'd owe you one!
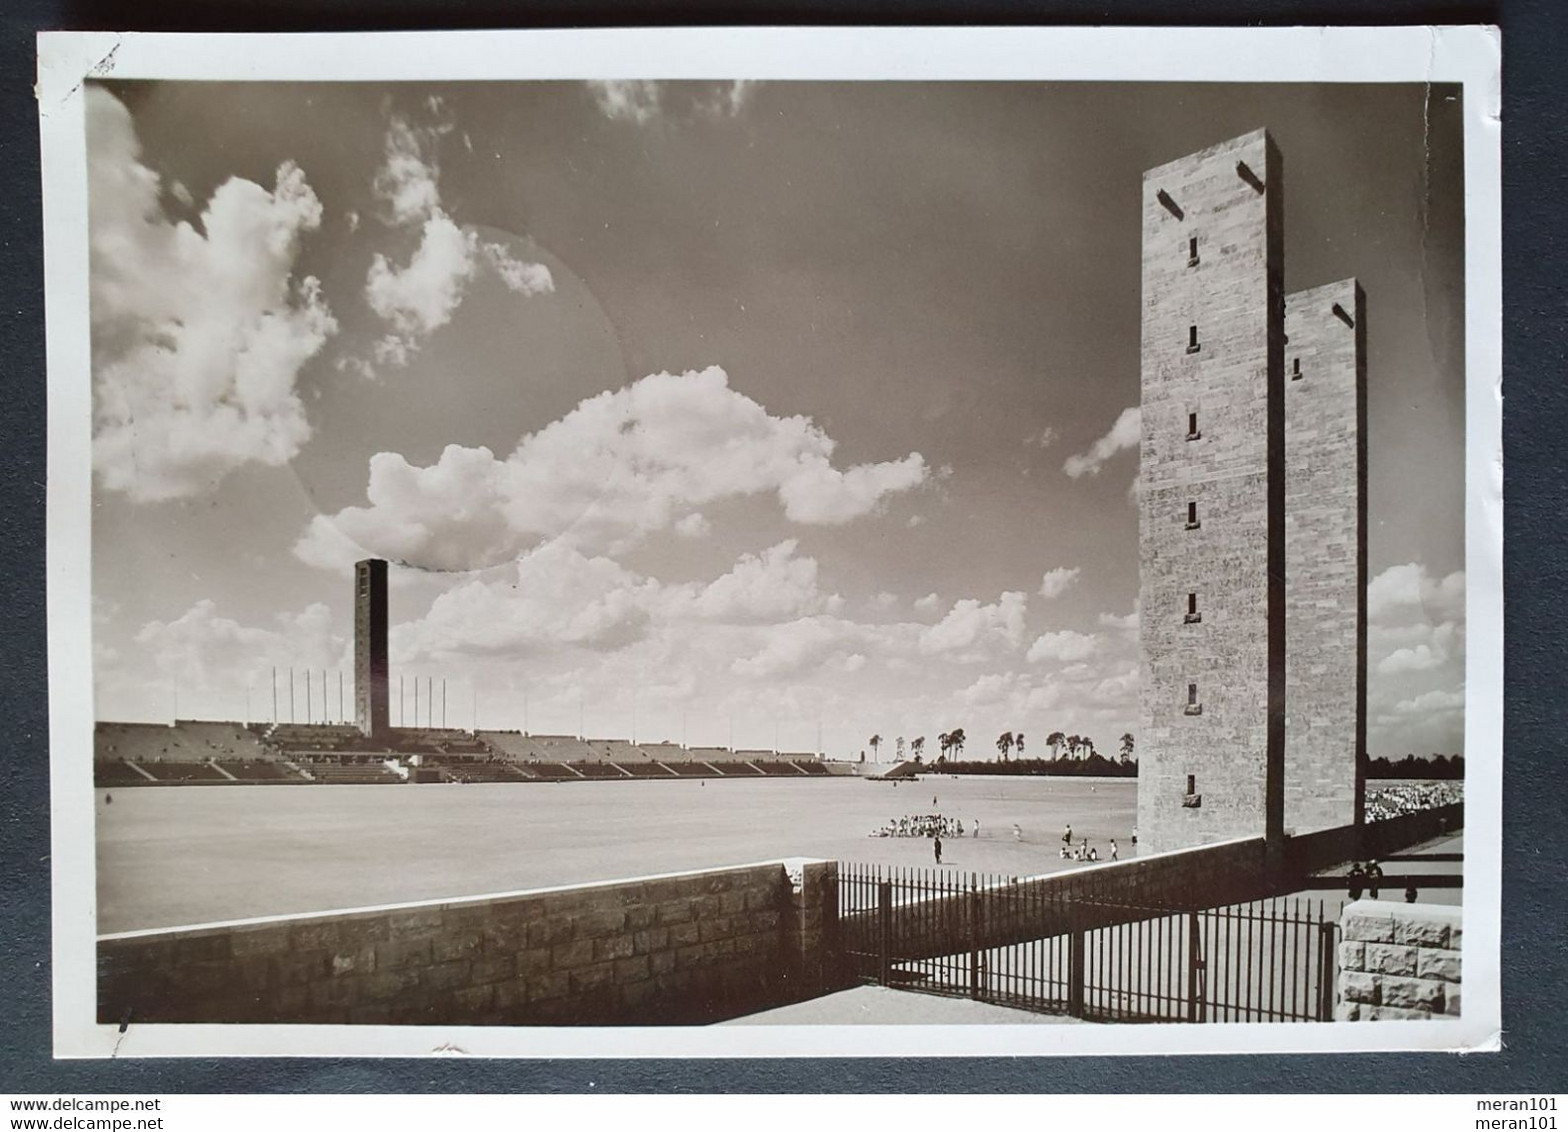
[754,760,804,776]
[613,762,676,778]
[174,720,273,761]
[94,719,851,788]
[95,761,154,787]
[587,739,651,763]
[475,731,537,760]
[705,761,764,777]
[266,723,361,752]
[437,734,492,756]
[526,735,596,762]
[572,761,630,778]
[96,722,204,763]
[637,742,687,763]
[436,762,526,783]
[303,763,402,784]
[139,761,229,783]
[223,761,304,781]
[394,728,474,751]
[664,761,715,777]
[524,762,582,779]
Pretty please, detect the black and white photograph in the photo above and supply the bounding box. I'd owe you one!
[38,26,1502,1058]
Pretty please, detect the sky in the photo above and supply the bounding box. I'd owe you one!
[86,78,1468,759]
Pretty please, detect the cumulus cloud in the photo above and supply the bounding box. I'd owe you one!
[480,241,556,296]
[397,537,836,665]
[704,80,757,118]
[674,512,711,538]
[1025,629,1099,664]
[589,80,757,123]
[731,616,861,679]
[374,115,445,225]
[914,593,941,613]
[1367,562,1466,755]
[366,213,476,350]
[399,543,659,661]
[135,600,344,691]
[671,540,833,623]
[589,80,662,123]
[1097,605,1140,634]
[87,87,336,502]
[1038,567,1081,600]
[1063,406,1141,479]
[919,592,1028,660]
[360,112,553,371]
[1376,620,1461,676]
[296,366,928,571]
[1368,562,1465,622]
[1393,688,1465,715]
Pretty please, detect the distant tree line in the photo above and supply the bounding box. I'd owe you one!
[868,728,1139,768]
[1365,754,1464,780]
[935,754,1139,778]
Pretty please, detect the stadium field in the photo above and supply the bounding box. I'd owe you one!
[96,776,1136,933]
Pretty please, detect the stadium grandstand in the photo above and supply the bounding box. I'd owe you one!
[94,719,857,788]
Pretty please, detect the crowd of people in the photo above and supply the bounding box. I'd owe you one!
[870,814,969,839]
[1365,781,1463,822]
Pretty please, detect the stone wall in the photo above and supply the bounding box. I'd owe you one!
[1284,280,1367,834]
[1335,900,1462,1021]
[1138,128,1286,854]
[99,858,839,1026]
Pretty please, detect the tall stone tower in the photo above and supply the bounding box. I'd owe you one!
[1136,130,1286,855]
[1284,280,1367,833]
[354,558,390,737]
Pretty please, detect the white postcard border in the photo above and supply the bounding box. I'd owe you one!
[38,23,1503,1060]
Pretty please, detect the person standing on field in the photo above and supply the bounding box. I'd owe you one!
[934,835,943,865]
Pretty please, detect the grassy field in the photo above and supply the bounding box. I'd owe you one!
[96,775,1136,933]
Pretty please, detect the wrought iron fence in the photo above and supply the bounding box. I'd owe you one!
[837,863,1340,1023]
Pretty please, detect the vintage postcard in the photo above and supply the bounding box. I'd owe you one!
[37,26,1501,1058]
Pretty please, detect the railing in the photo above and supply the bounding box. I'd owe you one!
[837,863,1341,1023]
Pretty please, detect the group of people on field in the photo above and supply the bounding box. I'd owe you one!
[1056,822,1120,863]
[871,813,967,839]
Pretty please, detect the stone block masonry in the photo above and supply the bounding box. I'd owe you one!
[1284,281,1367,834]
[99,858,841,1026]
[1138,128,1286,855]
[1334,900,1462,1021]
[353,558,389,737]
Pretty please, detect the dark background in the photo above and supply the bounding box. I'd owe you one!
[3,0,1563,1094]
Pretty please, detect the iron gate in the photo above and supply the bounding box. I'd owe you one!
[837,863,1341,1023]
